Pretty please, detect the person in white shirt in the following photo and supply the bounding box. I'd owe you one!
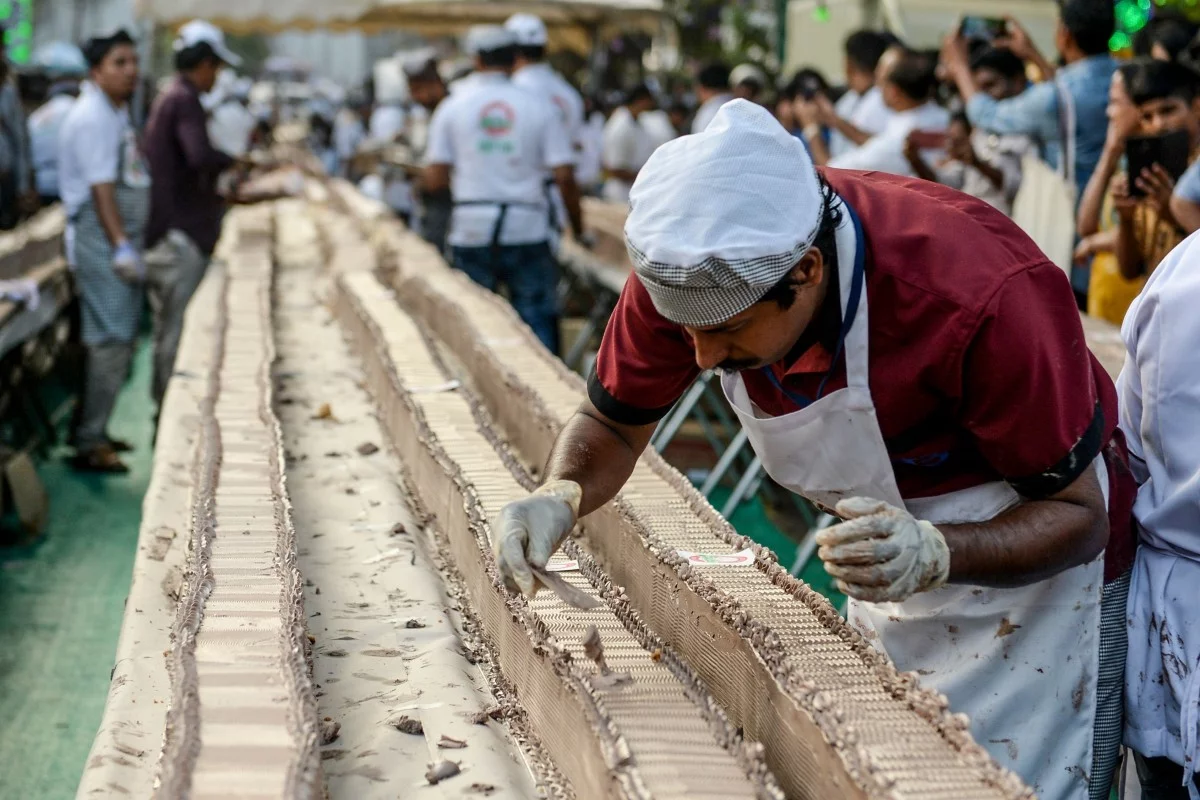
[575,96,607,194]
[1118,232,1200,800]
[422,26,584,352]
[404,52,451,253]
[801,46,949,177]
[368,91,413,222]
[505,13,585,245]
[333,93,369,179]
[205,72,256,158]
[827,30,896,159]
[27,42,87,205]
[602,85,657,203]
[691,62,733,133]
[59,29,149,473]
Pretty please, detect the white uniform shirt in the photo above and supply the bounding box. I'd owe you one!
[576,109,605,189]
[58,83,131,218]
[28,93,75,197]
[639,109,677,150]
[512,62,584,151]
[208,99,257,158]
[691,92,733,134]
[601,106,654,203]
[425,71,574,248]
[1118,231,1200,774]
[829,86,893,159]
[369,104,406,142]
[829,101,949,177]
[334,109,365,161]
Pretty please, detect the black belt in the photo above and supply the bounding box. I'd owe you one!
[454,200,545,251]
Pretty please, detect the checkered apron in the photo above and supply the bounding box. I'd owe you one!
[69,128,149,346]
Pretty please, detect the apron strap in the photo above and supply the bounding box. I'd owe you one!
[454,199,546,251]
[757,202,866,408]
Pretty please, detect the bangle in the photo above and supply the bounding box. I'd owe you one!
[802,123,822,140]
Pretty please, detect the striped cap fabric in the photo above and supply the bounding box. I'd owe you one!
[624,99,822,327]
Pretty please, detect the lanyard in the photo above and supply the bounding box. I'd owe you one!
[761,203,866,409]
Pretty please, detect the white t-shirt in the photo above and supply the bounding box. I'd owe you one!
[576,110,605,189]
[829,86,893,160]
[692,92,733,134]
[369,104,406,142]
[334,109,365,160]
[425,71,574,248]
[829,101,949,177]
[512,62,584,153]
[58,83,131,217]
[28,93,75,197]
[602,106,654,203]
[208,99,257,158]
[639,109,677,150]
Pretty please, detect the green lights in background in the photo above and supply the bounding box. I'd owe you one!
[0,0,32,64]
[1112,0,1200,52]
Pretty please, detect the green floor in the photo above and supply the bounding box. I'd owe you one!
[0,342,152,800]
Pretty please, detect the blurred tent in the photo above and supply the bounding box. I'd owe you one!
[133,0,663,53]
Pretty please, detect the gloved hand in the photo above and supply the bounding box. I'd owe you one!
[815,497,950,603]
[111,240,144,284]
[494,479,582,597]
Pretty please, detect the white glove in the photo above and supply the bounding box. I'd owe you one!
[814,497,950,603]
[494,479,582,598]
[112,240,144,283]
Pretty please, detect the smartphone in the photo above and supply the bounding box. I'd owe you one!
[1125,129,1192,197]
[960,16,1007,41]
[799,75,823,100]
[908,130,948,150]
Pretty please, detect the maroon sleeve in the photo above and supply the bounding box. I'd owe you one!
[587,276,700,425]
[958,262,1110,498]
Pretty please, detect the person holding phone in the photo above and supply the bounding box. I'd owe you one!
[903,47,1032,214]
[800,46,947,177]
[1076,60,1198,324]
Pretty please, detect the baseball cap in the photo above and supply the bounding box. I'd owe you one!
[174,20,242,67]
[505,13,548,47]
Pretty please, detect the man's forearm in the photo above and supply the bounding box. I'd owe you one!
[831,116,871,147]
[544,406,651,517]
[556,172,585,239]
[91,184,126,246]
[941,471,1108,586]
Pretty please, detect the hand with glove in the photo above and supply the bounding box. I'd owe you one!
[111,240,144,284]
[815,497,950,603]
[494,479,583,598]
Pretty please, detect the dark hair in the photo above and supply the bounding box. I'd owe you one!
[175,41,220,71]
[83,28,135,69]
[950,110,971,129]
[1059,0,1117,57]
[1134,14,1197,59]
[844,30,892,74]
[757,177,843,310]
[969,46,1027,80]
[478,45,516,69]
[784,67,831,101]
[884,47,938,102]
[626,84,654,106]
[697,62,731,90]
[516,44,546,62]
[1125,57,1199,105]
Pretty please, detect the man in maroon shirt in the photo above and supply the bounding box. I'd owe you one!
[495,100,1135,799]
[142,20,239,411]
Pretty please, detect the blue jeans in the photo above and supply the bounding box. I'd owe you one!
[451,242,560,353]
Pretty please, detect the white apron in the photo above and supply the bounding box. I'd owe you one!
[721,203,1106,800]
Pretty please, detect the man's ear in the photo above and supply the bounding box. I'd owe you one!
[794,248,824,288]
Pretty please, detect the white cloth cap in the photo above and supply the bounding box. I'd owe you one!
[625,99,823,328]
[505,13,548,47]
[730,63,766,89]
[402,47,440,78]
[175,20,242,67]
[465,25,515,57]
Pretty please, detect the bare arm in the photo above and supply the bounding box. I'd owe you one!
[553,163,585,240]
[544,399,657,517]
[1170,193,1200,234]
[1115,211,1146,280]
[828,115,871,147]
[1078,142,1123,237]
[941,465,1108,586]
[421,162,450,195]
[90,183,127,245]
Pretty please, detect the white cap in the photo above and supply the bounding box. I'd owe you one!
[174,20,242,67]
[32,41,87,78]
[402,47,439,78]
[465,25,516,57]
[730,63,766,88]
[505,13,548,47]
[624,100,823,328]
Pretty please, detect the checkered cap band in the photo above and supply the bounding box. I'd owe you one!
[624,99,822,328]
